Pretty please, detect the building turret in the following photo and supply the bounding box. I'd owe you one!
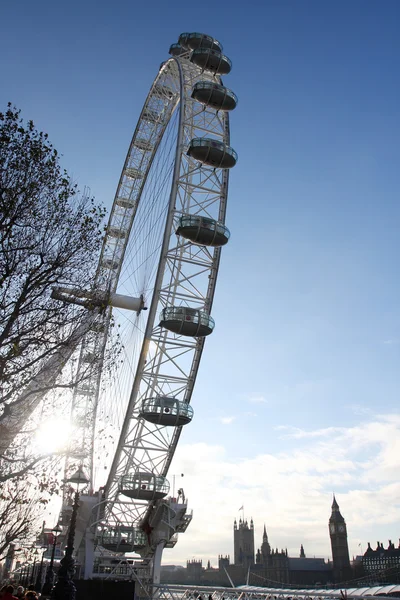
[218,555,230,571]
[261,524,271,559]
[234,516,255,568]
[300,544,305,558]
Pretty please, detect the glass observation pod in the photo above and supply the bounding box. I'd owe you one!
[159,306,215,337]
[100,527,147,553]
[125,167,143,179]
[187,138,238,169]
[192,81,238,111]
[176,215,230,247]
[119,472,170,501]
[142,108,159,123]
[191,48,232,75]
[140,396,194,426]
[179,32,223,53]
[107,226,127,239]
[169,43,188,57]
[134,138,153,152]
[115,196,135,209]
[101,258,119,270]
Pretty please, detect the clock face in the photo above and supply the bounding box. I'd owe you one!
[338,524,345,533]
[330,524,335,534]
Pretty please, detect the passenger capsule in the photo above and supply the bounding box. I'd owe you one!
[191,48,232,75]
[119,472,169,501]
[179,32,222,53]
[100,527,146,553]
[115,197,135,209]
[169,43,188,57]
[192,81,237,111]
[140,396,194,426]
[187,138,237,169]
[159,306,215,337]
[134,138,153,152]
[107,226,127,239]
[176,215,230,247]
[125,168,143,180]
[142,109,159,123]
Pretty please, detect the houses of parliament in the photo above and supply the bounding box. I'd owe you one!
[161,496,381,586]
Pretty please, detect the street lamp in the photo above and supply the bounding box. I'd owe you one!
[35,546,48,592]
[30,548,39,585]
[41,523,62,595]
[24,562,33,588]
[52,466,89,600]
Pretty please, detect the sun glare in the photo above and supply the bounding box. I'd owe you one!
[35,418,72,453]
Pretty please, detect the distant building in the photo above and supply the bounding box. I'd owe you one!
[161,496,396,588]
[218,555,230,570]
[363,540,400,581]
[329,496,352,583]
[234,518,255,568]
[255,525,331,585]
[288,556,332,585]
[187,559,203,581]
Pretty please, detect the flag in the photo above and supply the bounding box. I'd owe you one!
[239,506,243,511]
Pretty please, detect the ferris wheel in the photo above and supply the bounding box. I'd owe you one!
[56,31,237,588]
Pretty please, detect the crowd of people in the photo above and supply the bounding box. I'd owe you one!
[0,584,41,600]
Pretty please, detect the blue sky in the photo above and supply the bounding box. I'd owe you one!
[2,0,400,566]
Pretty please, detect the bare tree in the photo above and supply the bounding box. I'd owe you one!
[0,462,61,560]
[0,104,108,452]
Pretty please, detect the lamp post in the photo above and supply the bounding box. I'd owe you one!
[35,546,48,592]
[24,562,32,588]
[30,548,39,585]
[52,467,89,600]
[42,523,62,596]
[20,563,27,587]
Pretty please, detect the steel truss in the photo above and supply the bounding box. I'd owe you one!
[63,59,183,495]
[61,36,236,595]
[103,56,230,530]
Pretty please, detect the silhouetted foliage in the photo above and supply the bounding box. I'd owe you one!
[0,104,107,449]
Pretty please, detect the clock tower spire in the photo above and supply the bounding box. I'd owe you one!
[329,495,351,583]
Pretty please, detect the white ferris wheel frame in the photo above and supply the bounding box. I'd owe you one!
[63,49,233,546]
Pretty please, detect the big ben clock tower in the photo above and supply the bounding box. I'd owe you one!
[329,496,351,583]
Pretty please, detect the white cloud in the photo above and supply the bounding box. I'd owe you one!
[220,416,235,425]
[164,413,400,567]
[383,339,399,345]
[247,394,268,404]
[276,425,344,439]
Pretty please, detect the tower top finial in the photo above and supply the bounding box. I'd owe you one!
[332,494,339,510]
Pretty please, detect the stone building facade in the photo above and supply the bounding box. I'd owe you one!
[161,497,356,587]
